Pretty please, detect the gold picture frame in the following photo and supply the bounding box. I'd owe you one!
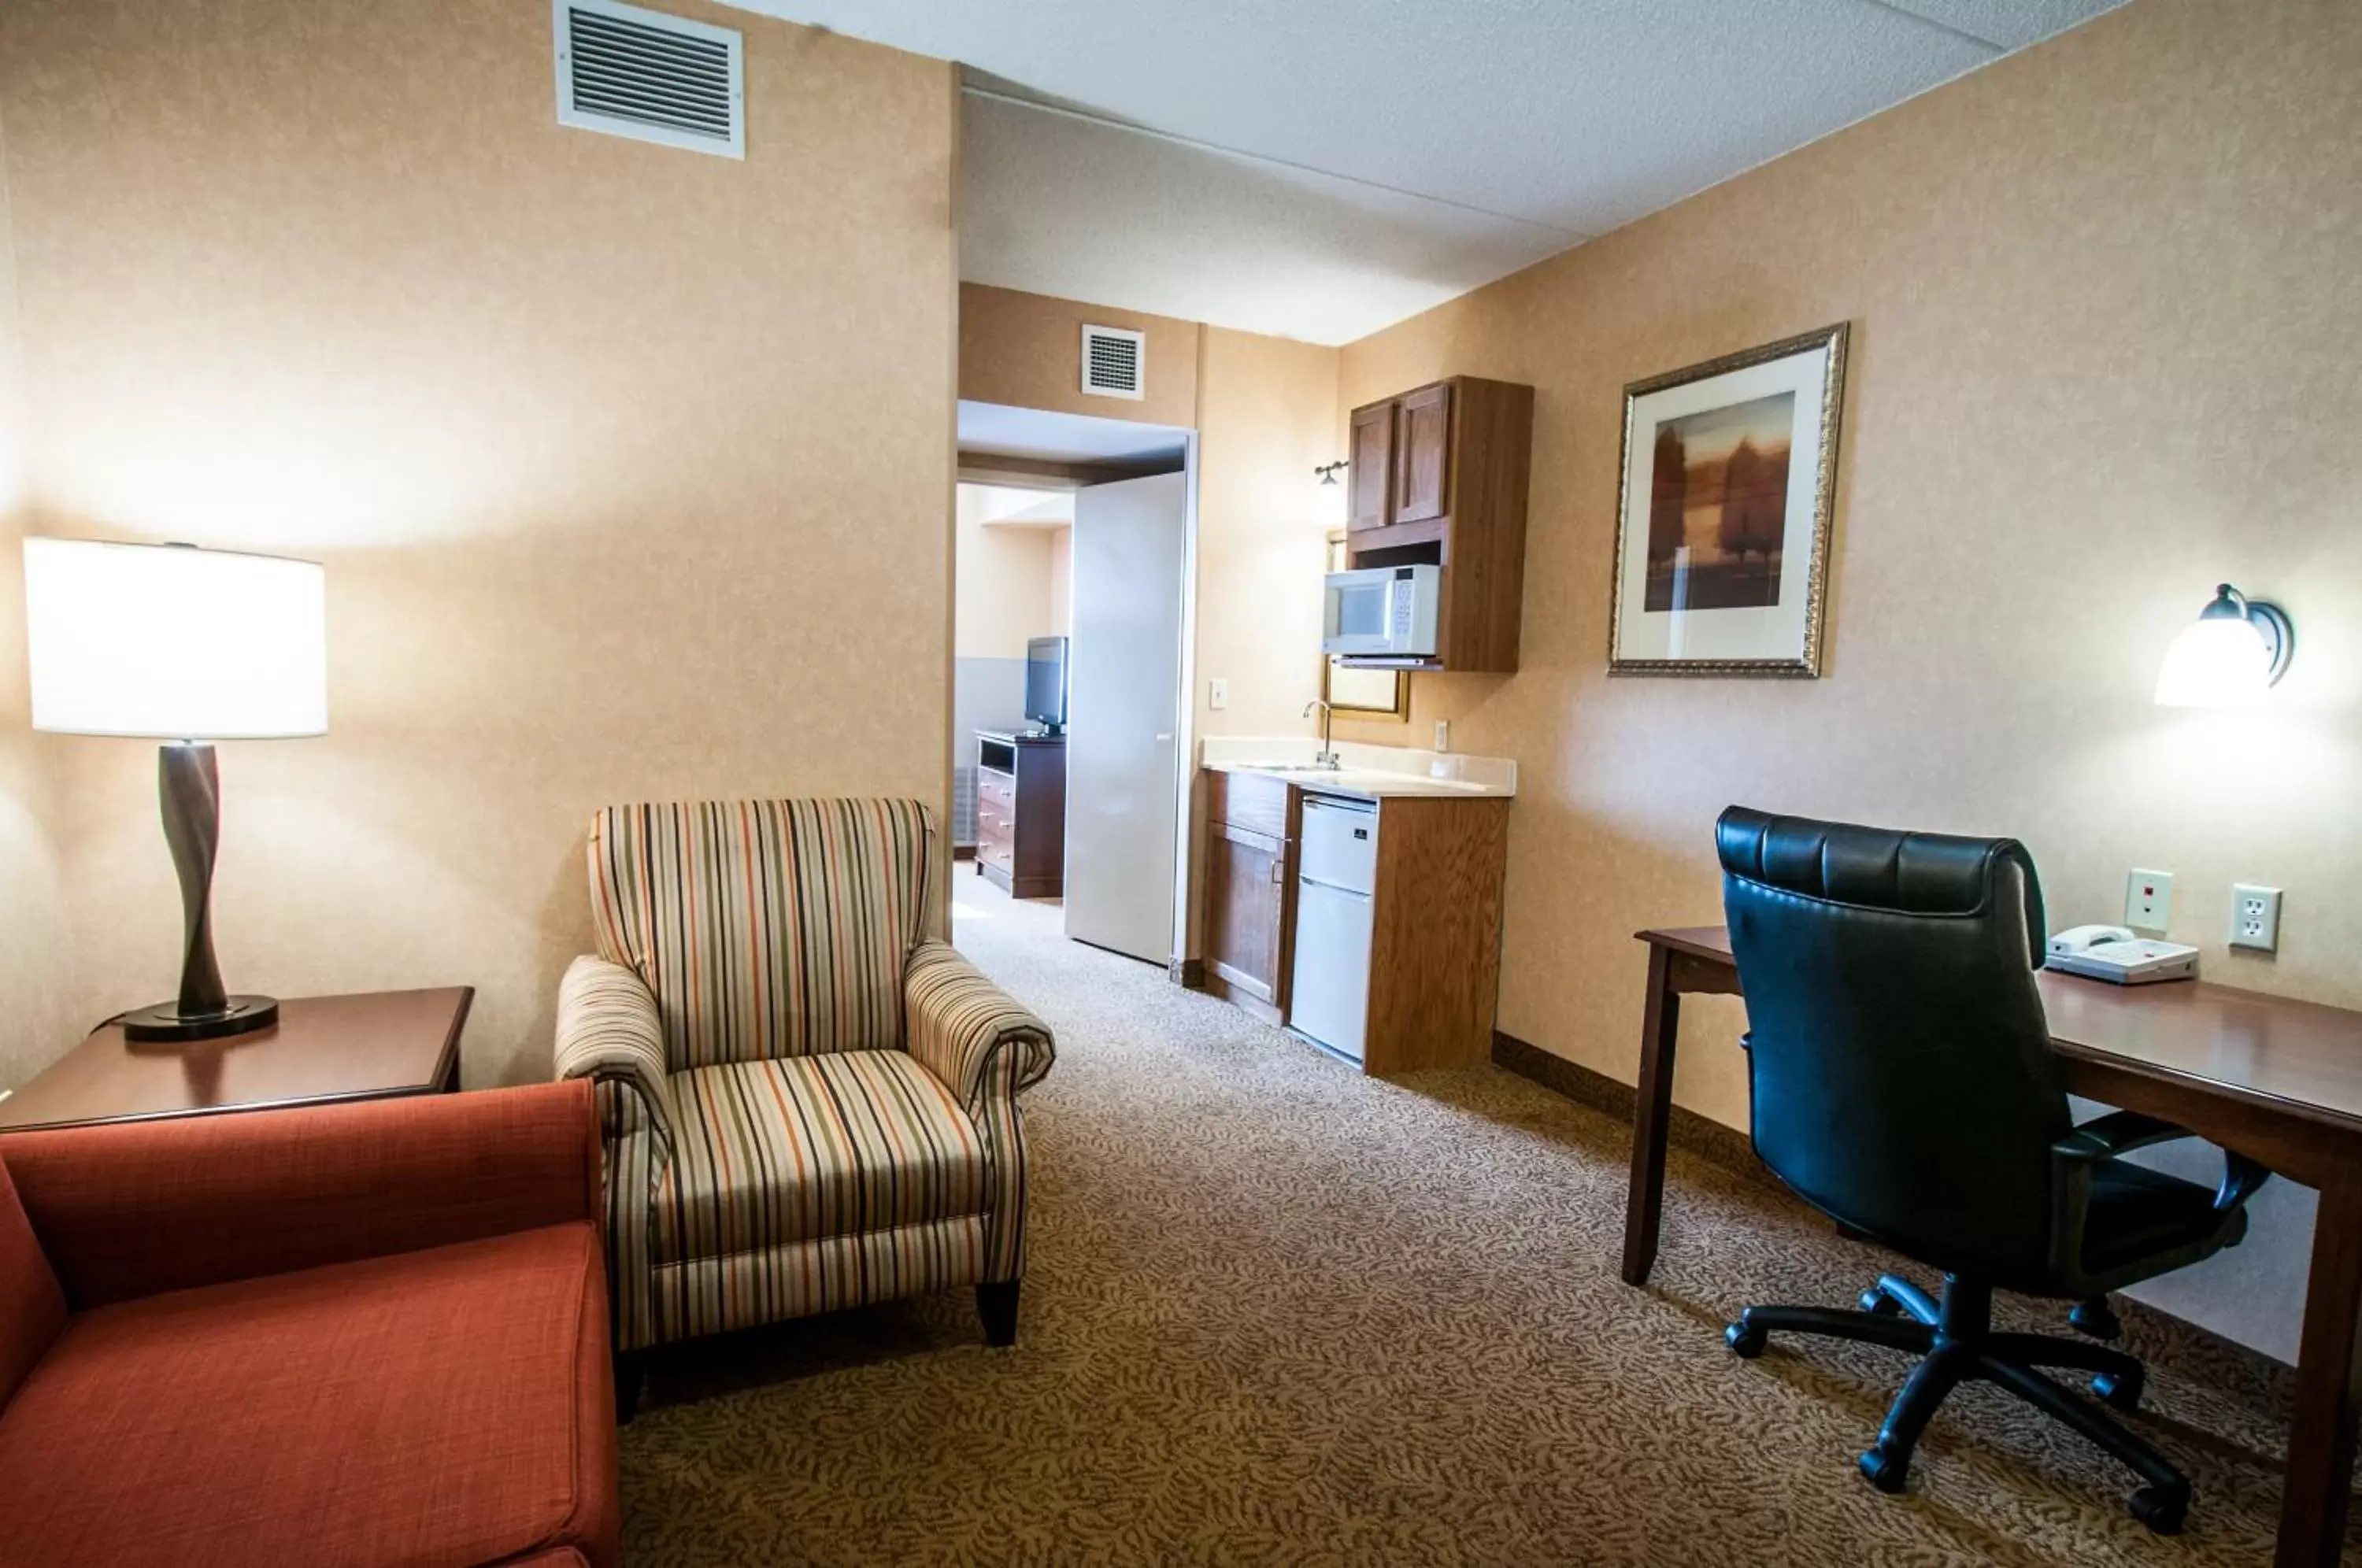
[1320,533,1409,719]
[1608,323,1849,677]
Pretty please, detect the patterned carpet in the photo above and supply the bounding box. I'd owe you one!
[617,874,2330,1566]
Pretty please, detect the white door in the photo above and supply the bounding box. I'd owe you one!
[1065,470,1188,964]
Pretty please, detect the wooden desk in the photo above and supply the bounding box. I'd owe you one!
[0,988,471,1133]
[1627,926,2362,1568]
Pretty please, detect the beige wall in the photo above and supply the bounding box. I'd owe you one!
[0,108,73,1089]
[961,283,1201,430]
[1335,0,2361,1126]
[955,484,1064,658]
[1046,525,1071,639]
[0,0,959,1087]
[1191,327,1343,741]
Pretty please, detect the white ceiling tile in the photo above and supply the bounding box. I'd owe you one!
[728,0,2127,341]
[961,94,1578,346]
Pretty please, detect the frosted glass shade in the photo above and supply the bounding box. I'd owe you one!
[24,539,327,738]
[2153,611,2272,708]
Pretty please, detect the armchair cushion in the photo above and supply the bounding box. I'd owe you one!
[587,799,935,1071]
[0,1221,615,1567]
[657,1050,986,1263]
[904,941,1055,1112]
[554,956,678,1155]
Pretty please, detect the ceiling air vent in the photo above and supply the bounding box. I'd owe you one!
[1080,325,1146,400]
[554,0,744,160]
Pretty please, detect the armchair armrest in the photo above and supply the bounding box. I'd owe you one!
[2053,1108,2271,1212]
[904,941,1054,1110]
[555,955,677,1157]
[2,1081,601,1309]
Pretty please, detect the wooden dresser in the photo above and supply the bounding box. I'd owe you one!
[975,730,1066,899]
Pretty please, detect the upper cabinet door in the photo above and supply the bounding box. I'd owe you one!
[1393,382,1452,524]
[1347,401,1396,532]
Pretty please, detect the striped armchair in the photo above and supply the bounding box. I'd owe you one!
[553,799,1053,1387]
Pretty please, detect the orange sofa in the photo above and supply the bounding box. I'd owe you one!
[0,1080,618,1567]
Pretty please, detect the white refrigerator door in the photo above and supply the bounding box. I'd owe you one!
[1290,878,1373,1061]
[1064,470,1189,966]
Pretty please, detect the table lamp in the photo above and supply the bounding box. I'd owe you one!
[23,538,327,1041]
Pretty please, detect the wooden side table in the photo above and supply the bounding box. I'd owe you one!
[0,988,472,1133]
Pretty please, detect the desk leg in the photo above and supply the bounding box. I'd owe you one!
[1621,943,1680,1287]
[2279,1178,2362,1566]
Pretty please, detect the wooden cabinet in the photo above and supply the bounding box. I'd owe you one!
[1194,767,1512,1072]
[1391,382,1451,524]
[1341,375,1534,673]
[1199,770,1297,1025]
[1346,401,1394,533]
[1359,794,1511,1074]
[975,730,1065,899]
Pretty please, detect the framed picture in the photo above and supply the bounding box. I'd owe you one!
[1319,533,1409,719]
[1609,323,1849,676]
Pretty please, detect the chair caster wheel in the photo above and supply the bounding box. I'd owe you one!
[1857,1447,1908,1494]
[1860,1288,1902,1316]
[2070,1297,2122,1341]
[1725,1322,1766,1359]
[2092,1370,2144,1411]
[2128,1484,2188,1535]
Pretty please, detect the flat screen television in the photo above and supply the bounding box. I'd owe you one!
[1024,635,1068,734]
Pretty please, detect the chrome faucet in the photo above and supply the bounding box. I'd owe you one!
[1303,698,1341,769]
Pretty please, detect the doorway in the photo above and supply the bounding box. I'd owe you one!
[953,400,1194,969]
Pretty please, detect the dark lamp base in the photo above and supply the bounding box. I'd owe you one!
[121,995,280,1043]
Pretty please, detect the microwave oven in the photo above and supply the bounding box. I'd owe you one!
[1323,564,1441,658]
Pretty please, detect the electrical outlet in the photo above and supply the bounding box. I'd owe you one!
[1434,719,1450,753]
[1208,678,1228,711]
[2231,884,2282,952]
[2125,868,2173,932]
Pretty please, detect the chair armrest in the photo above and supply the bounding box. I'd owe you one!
[2053,1109,2187,1162]
[2053,1110,2271,1213]
[2,1081,601,1309]
[554,955,678,1157]
[904,941,1054,1110]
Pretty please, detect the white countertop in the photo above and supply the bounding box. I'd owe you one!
[1198,736,1516,800]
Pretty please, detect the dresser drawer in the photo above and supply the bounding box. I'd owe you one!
[977,770,1015,809]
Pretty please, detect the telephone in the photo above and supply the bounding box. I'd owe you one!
[2045,925,2200,985]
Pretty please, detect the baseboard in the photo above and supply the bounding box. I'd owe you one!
[1491,1030,1772,1193]
[952,845,976,862]
[1489,1028,2299,1389]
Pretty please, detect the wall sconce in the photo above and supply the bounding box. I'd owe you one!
[1313,461,1347,486]
[2153,583,2293,708]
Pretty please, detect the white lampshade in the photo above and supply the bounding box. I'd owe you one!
[2154,616,2270,708]
[23,538,328,739]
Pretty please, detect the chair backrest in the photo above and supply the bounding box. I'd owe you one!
[588,798,937,1071]
[1716,805,2069,1281]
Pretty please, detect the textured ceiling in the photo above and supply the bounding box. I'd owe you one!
[730,0,2126,343]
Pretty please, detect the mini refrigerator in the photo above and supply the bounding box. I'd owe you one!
[1289,794,1377,1062]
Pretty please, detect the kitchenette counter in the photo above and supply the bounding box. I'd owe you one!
[1198,738,1516,801]
[1194,738,1513,1074]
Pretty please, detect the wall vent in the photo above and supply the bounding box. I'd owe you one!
[554,0,744,160]
[1080,325,1146,400]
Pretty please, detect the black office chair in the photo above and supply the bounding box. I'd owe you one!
[1713,805,2268,1534]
